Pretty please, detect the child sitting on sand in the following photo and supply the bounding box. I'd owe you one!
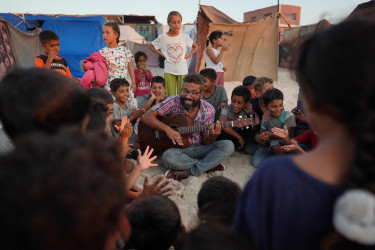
[249,77,274,119]
[251,88,295,167]
[242,75,257,98]
[141,76,167,111]
[197,176,241,227]
[110,78,145,158]
[200,68,228,121]
[219,85,259,153]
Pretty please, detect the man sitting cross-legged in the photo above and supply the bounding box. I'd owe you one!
[141,73,234,180]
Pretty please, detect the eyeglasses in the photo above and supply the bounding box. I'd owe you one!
[181,88,202,97]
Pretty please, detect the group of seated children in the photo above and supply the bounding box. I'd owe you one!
[33,29,313,169]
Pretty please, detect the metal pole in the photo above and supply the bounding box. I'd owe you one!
[277,0,280,12]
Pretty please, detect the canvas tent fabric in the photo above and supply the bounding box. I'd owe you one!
[195,5,278,81]
[0,19,18,80]
[119,25,146,44]
[0,18,40,71]
[0,14,107,78]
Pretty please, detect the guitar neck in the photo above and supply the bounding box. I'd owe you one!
[177,121,236,135]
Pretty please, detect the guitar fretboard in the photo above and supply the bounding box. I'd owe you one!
[177,121,238,135]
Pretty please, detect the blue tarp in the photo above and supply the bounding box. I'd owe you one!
[0,14,107,78]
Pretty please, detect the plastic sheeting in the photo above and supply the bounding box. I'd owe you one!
[0,14,107,78]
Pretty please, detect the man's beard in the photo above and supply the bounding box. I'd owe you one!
[180,96,199,111]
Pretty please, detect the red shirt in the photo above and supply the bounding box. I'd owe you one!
[294,129,318,149]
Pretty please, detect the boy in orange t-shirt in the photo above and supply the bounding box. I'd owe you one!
[35,30,72,78]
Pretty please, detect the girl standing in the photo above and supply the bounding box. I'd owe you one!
[206,31,229,86]
[99,22,136,94]
[133,51,153,108]
[150,11,198,96]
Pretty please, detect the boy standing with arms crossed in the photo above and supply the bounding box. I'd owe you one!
[35,30,72,78]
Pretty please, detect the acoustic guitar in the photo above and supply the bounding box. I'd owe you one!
[138,114,254,155]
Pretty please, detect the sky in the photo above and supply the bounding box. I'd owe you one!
[1,0,365,26]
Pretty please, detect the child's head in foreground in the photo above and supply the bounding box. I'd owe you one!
[177,223,253,250]
[230,86,251,116]
[86,87,114,115]
[197,176,241,227]
[39,30,60,55]
[199,68,217,91]
[0,129,128,250]
[0,68,90,140]
[110,78,130,104]
[242,75,257,97]
[253,77,273,97]
[262,88,284,118]
[134,51,147,70]
[126,195,182,250]
[151,76,166,97]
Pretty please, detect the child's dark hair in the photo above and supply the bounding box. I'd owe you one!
[86,100,108,132]
[231,85,251,102]
[242,75,257,87]
[39,30,59,45]
[197,176,241,227]
[151,76,166,87]
[104,22,120,44]
[262,88,283,106]
[199,68,217,81]
[177,223,254,250]
[134,51,147,64]
[0,68,91,140]
[207,31,223,46]
[87,87,114,105]
[126,195,181,250]
[0,129,126,250]
[295,16,375,190]
[294,13,375,247]
[110,78,129,92]
[253,77,273,92]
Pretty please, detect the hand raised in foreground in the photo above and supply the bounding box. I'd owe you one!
[137,146,158,171]
[139,174,173,198]
[115,116,133,139]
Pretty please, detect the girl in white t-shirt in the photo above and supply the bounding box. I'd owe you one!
[150,11,198,96]
[206,31,229,86]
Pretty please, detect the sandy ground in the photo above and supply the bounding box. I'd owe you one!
[135,67,299,229]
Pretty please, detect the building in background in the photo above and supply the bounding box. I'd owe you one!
[104,15,159,42]
[243,5,301,42]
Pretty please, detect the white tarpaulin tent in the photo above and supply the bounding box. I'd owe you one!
[119,25,145,44]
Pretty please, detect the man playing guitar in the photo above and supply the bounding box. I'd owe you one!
[141,73,234,180]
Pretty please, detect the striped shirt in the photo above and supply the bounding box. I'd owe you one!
[151,95,215,146]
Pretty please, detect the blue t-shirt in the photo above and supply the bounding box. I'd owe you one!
[234,156,344,250]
